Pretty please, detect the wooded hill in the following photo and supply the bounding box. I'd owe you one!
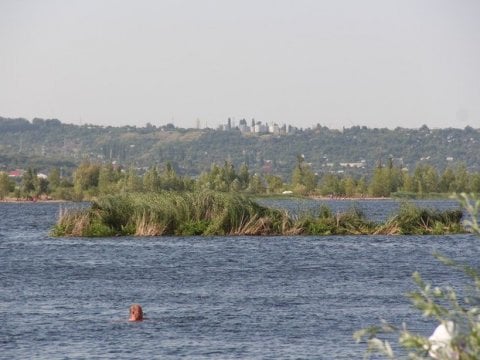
[1,116,479,180]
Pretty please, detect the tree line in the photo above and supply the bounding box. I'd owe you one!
[2,116,480,181]
[1,159,480,201]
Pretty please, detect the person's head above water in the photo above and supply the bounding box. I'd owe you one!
[129,304,143,321]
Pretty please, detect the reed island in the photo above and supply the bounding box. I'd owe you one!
[52,191,464,237]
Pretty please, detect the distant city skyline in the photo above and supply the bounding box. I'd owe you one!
[1,0,479,130]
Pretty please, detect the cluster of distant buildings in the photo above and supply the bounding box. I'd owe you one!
[6,169,48,180]
[218,118,297,135]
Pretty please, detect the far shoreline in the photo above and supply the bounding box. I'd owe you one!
[308,195,393,201]
[0,197,67,203]
[0,194,455,203]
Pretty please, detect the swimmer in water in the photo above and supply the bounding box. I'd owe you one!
[129,304,144,322]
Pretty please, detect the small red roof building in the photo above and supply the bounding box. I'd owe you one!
[8,169,23,178]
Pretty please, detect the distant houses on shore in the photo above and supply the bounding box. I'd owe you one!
[6,169,48,181]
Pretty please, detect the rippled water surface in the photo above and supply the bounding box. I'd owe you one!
[1,200,479,359]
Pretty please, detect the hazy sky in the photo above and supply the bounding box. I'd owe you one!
[1,0,479,129]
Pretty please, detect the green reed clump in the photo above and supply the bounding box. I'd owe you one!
[185,191,290,235]
[335,206,378,235]
[128,191,288,236]
[52,191,291,236]
[381,202,464,235]
[51,206,118,237]
[92,194,136,233]
[51,207,90,237]
[293,204,376,235]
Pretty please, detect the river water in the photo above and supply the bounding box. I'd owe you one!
[1,200,479,359]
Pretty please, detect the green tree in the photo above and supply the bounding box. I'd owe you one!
[197,164,218,191]
[221,161,236,191]
[197,163,232,192]
[159,162,190,191]
[37,177,49,196]
[230,178,242,192]
[389,166,404,194]
[291,155,304,189]
[98,164,120,194]
[356,177,368,197]
[247,174,266,194]
[292,155,317,195]
[21,167,37,197]
[342,176,357,197]
[413,164,439,194]
[265,174,284,194]
[369,167,391,197]
[470,173,480,193]
[48,168,61,190]
[402,171,416,193]
[238,163,250,190]
[453,163,469,193]
[143,166,161,192]
[439,167,456,193]
[0,172,13,199]
[124,166,143,192]
[370,160,404,197]
[74,161,100,191]
[319,173,342,196]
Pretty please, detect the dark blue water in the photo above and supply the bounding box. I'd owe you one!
[1,201,479,359]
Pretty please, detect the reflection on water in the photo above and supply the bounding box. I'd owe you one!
[0,200,478,359]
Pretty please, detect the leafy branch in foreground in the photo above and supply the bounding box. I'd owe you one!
[457,192,480,236]
[354,193,480,359]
